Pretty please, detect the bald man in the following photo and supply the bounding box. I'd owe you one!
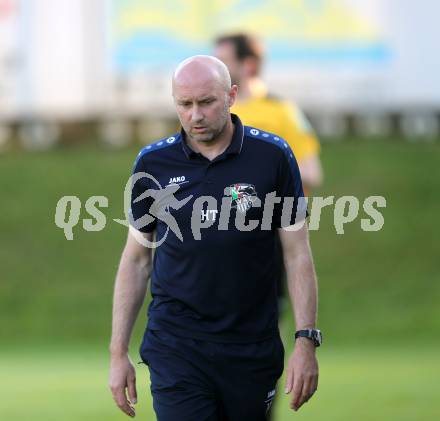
[109,56,321,420]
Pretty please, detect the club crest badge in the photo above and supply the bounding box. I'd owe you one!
[224,183,258,213]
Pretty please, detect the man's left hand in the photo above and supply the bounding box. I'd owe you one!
[284,338,319,411]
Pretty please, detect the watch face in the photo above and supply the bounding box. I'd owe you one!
[314,330,322,346]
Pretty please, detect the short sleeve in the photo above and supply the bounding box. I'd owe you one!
[273,145,308,228]
[129,153,157,233]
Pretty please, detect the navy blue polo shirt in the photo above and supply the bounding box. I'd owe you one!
[130,114,306,343]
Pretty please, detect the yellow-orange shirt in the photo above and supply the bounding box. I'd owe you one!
[231,94,320,163]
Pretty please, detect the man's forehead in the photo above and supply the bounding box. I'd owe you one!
[174,91,219,102]
[173,78,222,99]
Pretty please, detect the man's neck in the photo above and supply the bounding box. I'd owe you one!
[188,118,235,161]
[236,77,267,102]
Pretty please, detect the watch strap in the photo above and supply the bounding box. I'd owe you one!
[295,329,322,347]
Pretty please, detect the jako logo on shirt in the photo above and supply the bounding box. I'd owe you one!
[168,176,186,184]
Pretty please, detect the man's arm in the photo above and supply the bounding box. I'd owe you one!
[109,229,153,417]
[298,154,323,191]
[278,222,319,412]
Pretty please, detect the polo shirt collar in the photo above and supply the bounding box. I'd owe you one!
[181,113,244,159]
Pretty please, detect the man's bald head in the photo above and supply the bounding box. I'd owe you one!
[171,55,238,145]
[172,55,232,94]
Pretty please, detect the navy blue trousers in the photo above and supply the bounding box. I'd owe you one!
[140,329,284,421]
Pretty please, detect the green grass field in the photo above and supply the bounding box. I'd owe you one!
[1,139,439,419]
[1,345,438,420]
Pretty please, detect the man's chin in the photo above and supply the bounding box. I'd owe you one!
[189,132,215,143]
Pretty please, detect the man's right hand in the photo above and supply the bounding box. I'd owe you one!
[109,354,138,417]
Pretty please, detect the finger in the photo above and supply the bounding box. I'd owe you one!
[284,366,294,394]
[127,374,138,405]
[297,377,313,410]
[112,386,135,417]
[302,373,318,403]
[291,376,304,410]
[311,374,319,396]
[118,396,135,418]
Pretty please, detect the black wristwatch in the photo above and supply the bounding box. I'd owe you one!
[295,329,322,347]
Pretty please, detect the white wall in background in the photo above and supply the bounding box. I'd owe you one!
[1,0,440,120]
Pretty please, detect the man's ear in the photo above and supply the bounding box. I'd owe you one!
[229,85,238,107]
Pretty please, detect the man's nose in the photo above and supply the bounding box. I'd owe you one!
[191,106,204,123]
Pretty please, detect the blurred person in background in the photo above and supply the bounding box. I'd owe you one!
[214,33,324,419]
[214,33,323,194]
